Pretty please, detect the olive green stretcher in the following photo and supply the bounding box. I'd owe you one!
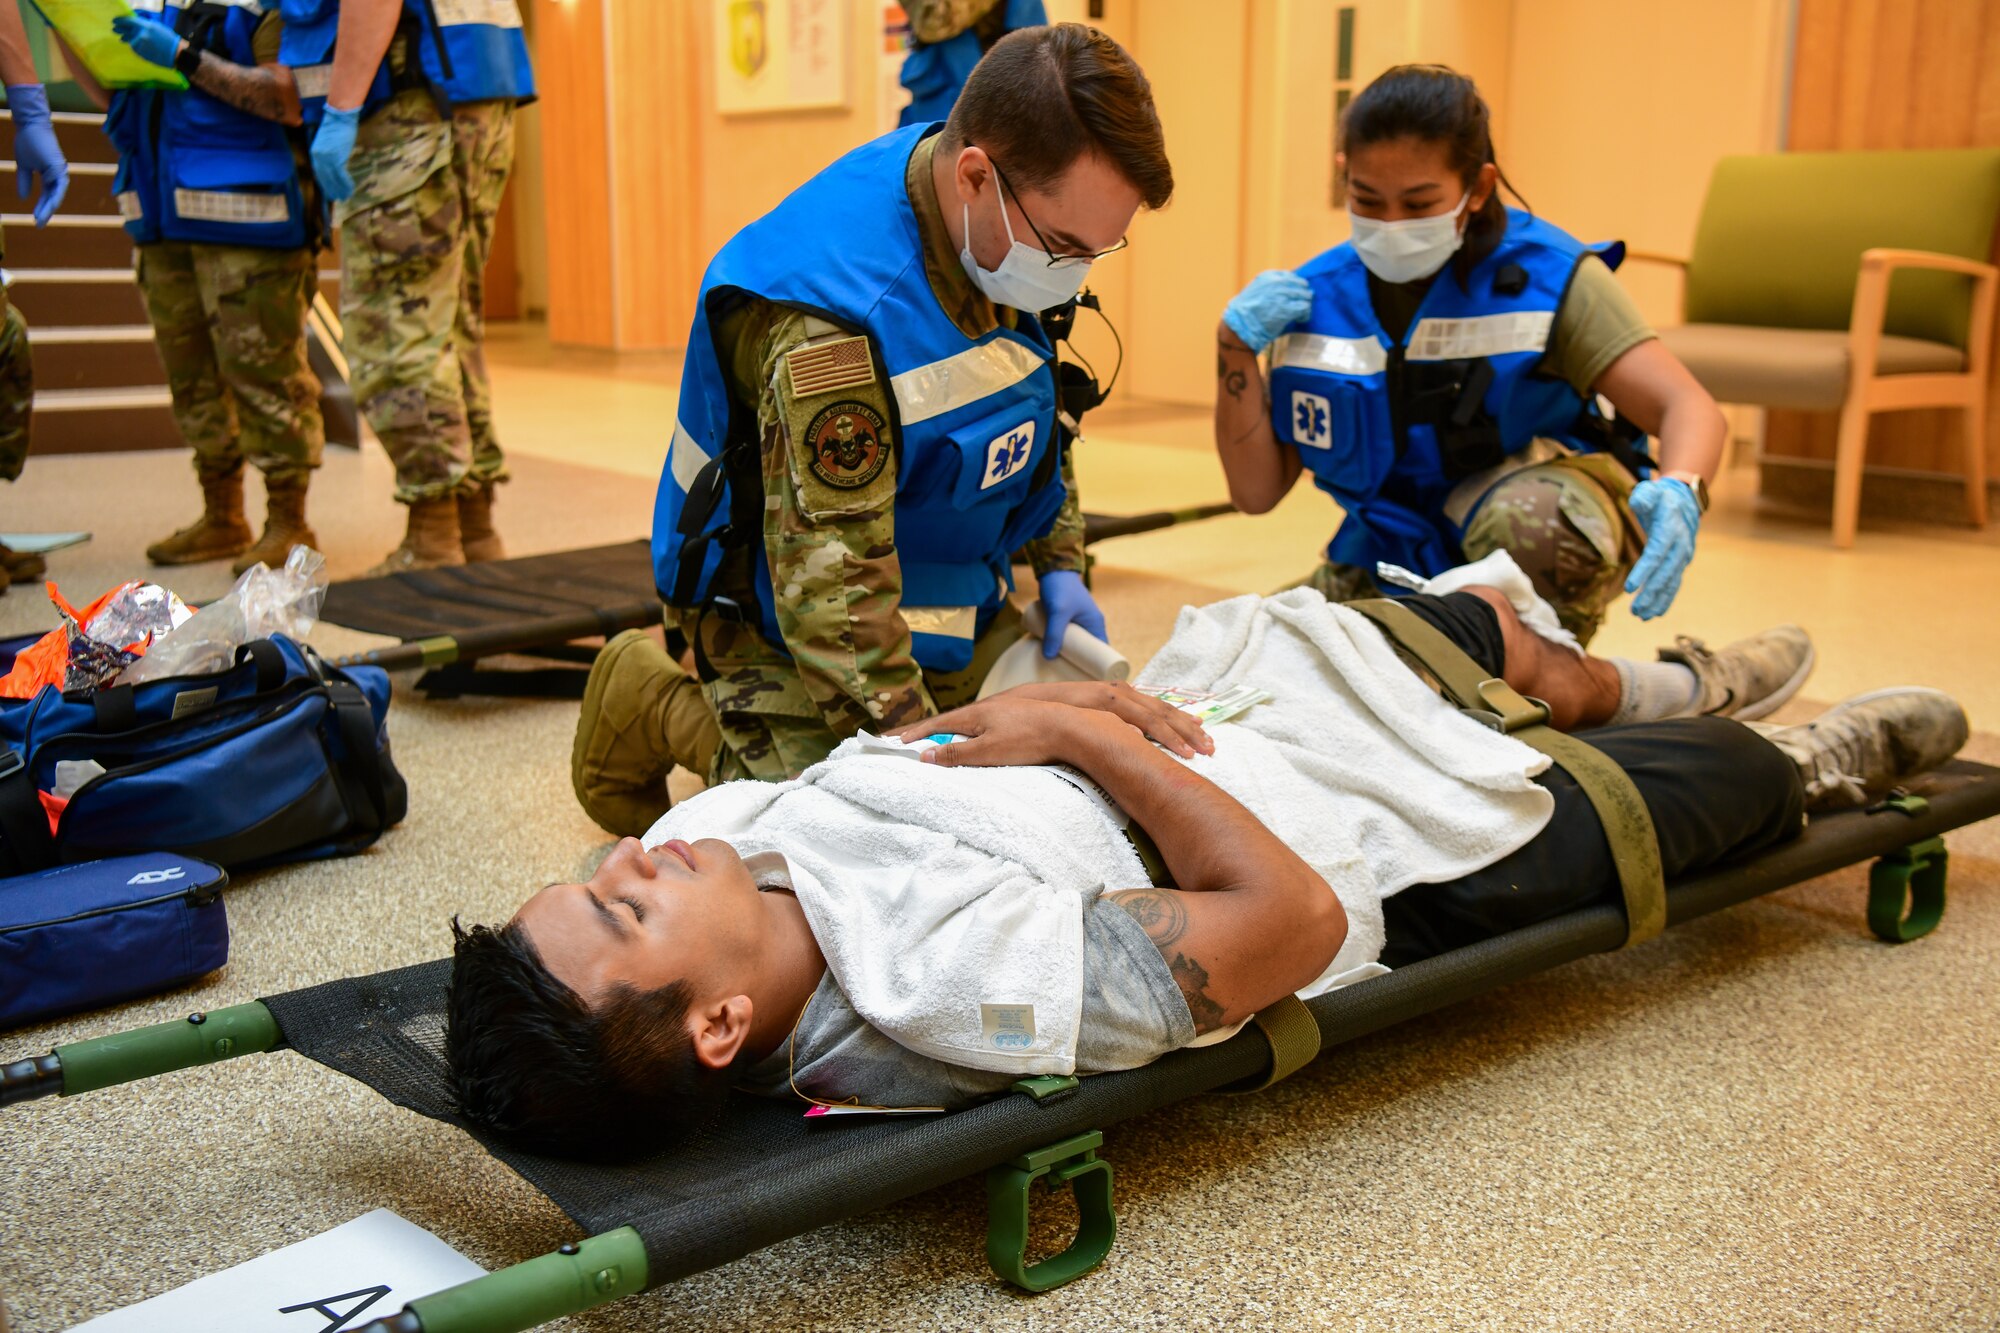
[5,606,1995,1333]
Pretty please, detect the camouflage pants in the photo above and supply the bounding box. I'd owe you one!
[1296,453,1644,648]
[0,295,31,484]
[665,600,1027,783]
[134,242,324,483]
[339,90,514,504]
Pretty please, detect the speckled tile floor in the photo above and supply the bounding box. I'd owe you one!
[1,331,1996,1331]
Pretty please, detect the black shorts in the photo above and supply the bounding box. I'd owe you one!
[1378,593,1807,967]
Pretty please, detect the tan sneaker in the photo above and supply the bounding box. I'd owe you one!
[1659,625,1814,721]
[573,630,682,837]
[147,467,254,566]
[1756,687,1969,809]
[363,496,465,578]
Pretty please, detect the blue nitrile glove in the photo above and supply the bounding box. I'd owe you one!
[1624,477,1702,621]
[5,85,69,227]
[310,105,361,202]
[1037,569,1108,661]
[111,14,184,70]
[1222,269,1314,354]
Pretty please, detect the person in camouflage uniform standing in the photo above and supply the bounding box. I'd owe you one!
[573,24,1167,838]
[84,3,324,575]
[301,0,531,575]
[0,0,70,594]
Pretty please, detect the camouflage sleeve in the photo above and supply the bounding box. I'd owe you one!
[753,310,937,735]
[906,0,1003,44]
[1022,445,1086,575]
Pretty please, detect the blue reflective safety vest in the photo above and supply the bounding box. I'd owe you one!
[898,0,1046,128]
[102,1,308,249]
[277,0,535,127]
[653,123,1067,674]
[1267,208,1640,578]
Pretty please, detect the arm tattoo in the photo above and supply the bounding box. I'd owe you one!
[1169,952,1228,1033]
[1107,890,1226,1033]
[191,52,292,124]
[1108,889,1188,948]
[1224,368,1248,401]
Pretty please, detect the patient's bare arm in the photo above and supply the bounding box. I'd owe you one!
[900,698,1346,1033]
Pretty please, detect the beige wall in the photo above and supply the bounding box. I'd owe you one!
[532,0,1789,378]
[1500,0,1789,328]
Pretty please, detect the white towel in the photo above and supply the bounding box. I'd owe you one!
[646,589,1557,1074]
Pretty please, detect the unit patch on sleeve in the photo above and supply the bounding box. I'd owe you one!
[804,401,891,490]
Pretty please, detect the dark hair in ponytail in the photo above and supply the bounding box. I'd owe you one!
[1338,64,1528,289]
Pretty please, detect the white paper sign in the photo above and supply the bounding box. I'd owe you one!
[71,1209,486,1333]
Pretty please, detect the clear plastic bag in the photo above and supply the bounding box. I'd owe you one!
[118,546,329,685]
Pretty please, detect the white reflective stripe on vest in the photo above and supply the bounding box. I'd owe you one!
[173,189,291,224]
[901,606,977,640]
[292,64,331,100]
[1270,332,1387,378]
[669,420,711,493]
[1405,311,1554,362]
[116,191,145,221]
[431,0,524,27]
[890,338,1045,426]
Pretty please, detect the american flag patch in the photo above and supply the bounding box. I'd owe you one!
[786,336,877,399]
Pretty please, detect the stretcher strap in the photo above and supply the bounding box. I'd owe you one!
[1226,994,1321,1093]
[1353,599,1666,948]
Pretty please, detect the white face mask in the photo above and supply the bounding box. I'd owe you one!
[1348,191,1472,284]
[960,174,1093,314]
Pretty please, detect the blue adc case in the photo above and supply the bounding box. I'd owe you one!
[0,852,229,1028]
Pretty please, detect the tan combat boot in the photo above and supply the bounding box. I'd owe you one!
[232,472,321,576]
[457,481,505,562]
[0,541,45,582]
[572,630,715,837]
[147,466,254,566]
[364,496,465,577]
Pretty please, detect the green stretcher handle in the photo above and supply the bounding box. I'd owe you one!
[354,1228,648,1333]
[56,1002,280,1097]
[1868,836,1948,943]
[987,1131,1116,1293]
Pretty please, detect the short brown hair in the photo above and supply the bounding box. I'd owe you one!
[941,23,1173,210]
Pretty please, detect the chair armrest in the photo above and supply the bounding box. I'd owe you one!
[1860,247,2000,282]
[1848,249,2000,382]
[1621,250,1690,270]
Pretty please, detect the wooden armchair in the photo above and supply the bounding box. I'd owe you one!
[1630,149,2000,548]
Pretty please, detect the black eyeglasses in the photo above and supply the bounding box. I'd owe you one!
[979,151,1131,269]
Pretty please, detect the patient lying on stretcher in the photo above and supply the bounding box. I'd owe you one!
[446,587,1968,1160]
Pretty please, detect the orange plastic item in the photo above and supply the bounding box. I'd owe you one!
[0,581,149,699]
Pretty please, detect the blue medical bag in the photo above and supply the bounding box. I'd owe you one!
[0,636,407,874]
[0,851,229,1028]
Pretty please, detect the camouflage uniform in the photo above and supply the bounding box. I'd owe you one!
[1295,445,1643,647]
[338,86,514,503]
[134,242,324,483]
[661,133,1086,784]
[0,223,32,483]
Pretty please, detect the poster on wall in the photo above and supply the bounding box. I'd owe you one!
[716,0,851,115]
[879,3,911,134]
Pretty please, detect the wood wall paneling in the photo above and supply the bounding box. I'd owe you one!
[532,0,616,347]
[1770,0,2000,491]
[609,0,702,349]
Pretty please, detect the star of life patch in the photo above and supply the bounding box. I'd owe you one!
[785,335,877,400]
[804,401,891,490]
